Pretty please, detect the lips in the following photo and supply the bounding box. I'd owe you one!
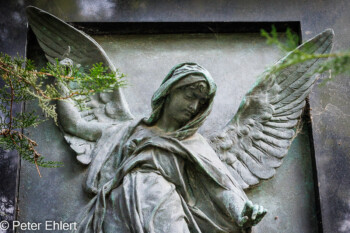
[183,110,194,118]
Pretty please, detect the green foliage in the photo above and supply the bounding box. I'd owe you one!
[1,27,349,173]
[0,53,125,172]
[261,26,299,53]
[261,26,350,85]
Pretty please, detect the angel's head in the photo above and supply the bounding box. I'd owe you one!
[145,63,216,139]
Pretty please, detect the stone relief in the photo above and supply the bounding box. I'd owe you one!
[26,6,333,233]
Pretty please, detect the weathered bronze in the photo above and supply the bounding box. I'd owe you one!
[26,6,333,233]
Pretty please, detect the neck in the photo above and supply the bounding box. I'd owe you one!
[155,114,182,133]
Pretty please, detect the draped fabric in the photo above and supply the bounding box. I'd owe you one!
[75,63,249,233]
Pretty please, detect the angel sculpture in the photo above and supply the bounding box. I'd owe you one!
[26,6,333,233]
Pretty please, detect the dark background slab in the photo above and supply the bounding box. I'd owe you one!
[0,0,349,232]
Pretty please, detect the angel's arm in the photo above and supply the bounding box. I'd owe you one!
[197,160,266,228]
[26,6,134,164]
[55,63,108,142]
[207,187,266,228]
[57,99,105,141]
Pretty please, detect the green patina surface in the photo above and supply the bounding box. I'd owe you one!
[19,33,318,232]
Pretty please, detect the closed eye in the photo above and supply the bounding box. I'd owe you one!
[199,98,207,105]
[184,90,195,99]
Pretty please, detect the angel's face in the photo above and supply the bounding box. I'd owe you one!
[163,81,208,128]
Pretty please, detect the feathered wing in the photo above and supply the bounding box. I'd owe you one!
[209,29,334,189]
[26,6,134,164]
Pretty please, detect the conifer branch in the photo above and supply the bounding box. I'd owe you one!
[261,26,350,84]
[0,53,125,173]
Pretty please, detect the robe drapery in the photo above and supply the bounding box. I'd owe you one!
[75,63,249,233]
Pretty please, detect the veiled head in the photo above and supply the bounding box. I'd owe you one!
[164,77,209,126]
[145,63,216,139]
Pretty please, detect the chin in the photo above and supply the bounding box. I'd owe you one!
[178,117,193,126]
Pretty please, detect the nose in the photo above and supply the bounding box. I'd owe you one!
[188,100,199,112]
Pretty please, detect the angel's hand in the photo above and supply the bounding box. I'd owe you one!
[54,58,74,97]
[59,57,74,77]
[238,201,267,228]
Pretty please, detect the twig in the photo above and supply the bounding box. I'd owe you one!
[8,76,14,131]
[34,157,42,178]
[0,60,74,80]
[271,52,350,73]
[0,63,82,100]
[0,129,42,176]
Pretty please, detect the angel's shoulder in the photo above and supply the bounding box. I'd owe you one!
[193,132,210,142]
[183,133,216,152]
[184,132,206,142]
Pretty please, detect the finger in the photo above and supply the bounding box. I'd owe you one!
[85,103,94,109]
[85,98,99,108]
[56,81,70,95]
[262,209,267,216]
[252,204,259,220]
[81,109,94,117]
[254,209,268,225]
[83,114,96,122]
[258,205,264,215]
[246,200,253,208]
[239,216,249,227]
[242,200,254,218]
[85,100,94,107]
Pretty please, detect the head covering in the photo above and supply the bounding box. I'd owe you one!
[170,74,206,90]
[144,62,216,139]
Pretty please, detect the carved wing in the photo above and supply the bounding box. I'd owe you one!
[209,29,334,189]
[26,6,134,164]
